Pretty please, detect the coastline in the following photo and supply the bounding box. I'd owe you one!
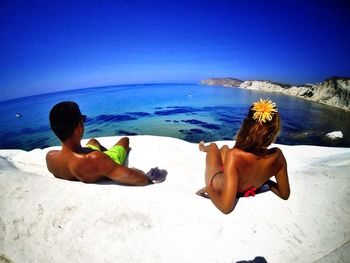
[201,77,350,112]
[1,135,350,262]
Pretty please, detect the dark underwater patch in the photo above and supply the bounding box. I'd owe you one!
[201,123,220,130]
[203,106,235,111]
[1,130,19,137]
[117,130,138,136]
[181,119,207,125]
[87,128,102,134]
[154,108,192,116]
[190,128,204,134]
[218,118,236,124]
[0,139,23,149]
[179,128,208,143]
[181,119,221,130]
[20,125,51,135]
[94,114,137,122]
[84,117,93,124]
[154,106,199,116]
[126,112,152,117]
[27,137,50,149]
[218,112,243,125]
[218,117,240,124]
[179,128,204,135]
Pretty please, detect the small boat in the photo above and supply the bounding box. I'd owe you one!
[16,113,22,118]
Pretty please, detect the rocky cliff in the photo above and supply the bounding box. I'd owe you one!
[201,77,243,87]
[201,77,350,111]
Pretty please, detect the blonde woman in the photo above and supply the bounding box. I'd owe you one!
[197,99,290,214]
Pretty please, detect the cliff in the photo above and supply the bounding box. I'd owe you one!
[202,77,350,111]
[201,77,243,87]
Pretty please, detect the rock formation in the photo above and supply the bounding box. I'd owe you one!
[201,77,243,87]
[201,77,350,111]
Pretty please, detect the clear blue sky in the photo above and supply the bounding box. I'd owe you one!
[1,0,350,101]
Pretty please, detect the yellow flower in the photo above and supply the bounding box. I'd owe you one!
[252,98,277,123]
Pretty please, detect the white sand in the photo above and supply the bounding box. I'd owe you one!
[0,135,349,263]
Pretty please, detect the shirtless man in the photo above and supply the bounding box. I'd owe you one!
[46,101,164,185]
[197,99,290,214]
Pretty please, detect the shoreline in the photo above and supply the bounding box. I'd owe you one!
[1,135,350,262]
[201,77,350,112]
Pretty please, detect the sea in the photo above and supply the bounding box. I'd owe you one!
[0,83,349,151]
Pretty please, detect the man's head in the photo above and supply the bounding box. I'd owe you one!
[49,101,85,142]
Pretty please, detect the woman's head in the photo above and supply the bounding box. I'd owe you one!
[235,98,280,155]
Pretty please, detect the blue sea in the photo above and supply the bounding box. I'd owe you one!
[0,83,349,151]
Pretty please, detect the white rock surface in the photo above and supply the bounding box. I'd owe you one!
[1,135,350,263]
[326,131,344,140]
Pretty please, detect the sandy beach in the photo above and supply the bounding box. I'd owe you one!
[0,135,349,263]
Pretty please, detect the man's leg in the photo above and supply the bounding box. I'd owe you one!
[85,138,107,151]
[100,137,130,165]
[113,137,130,151]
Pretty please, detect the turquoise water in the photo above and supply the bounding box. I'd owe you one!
[0,83,349,150]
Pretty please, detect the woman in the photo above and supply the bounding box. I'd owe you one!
[197,98,290,214]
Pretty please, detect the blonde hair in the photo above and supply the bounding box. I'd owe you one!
[234,99,280,155]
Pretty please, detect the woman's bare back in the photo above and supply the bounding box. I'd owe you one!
[228,147,285,192]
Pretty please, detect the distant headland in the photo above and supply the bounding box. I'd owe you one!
[201,77,350,111]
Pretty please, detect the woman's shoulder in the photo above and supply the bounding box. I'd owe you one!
[228,147,245,156]
[267,147,287,166]
[227,147,256,161]
[267,147,282,155]
[229,146,285,160]
[268,147,286,157]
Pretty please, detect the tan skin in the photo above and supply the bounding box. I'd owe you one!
[197,141,290,214]
[46,120,149,186]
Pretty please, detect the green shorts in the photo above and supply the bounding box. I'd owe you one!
[85,144,127,165]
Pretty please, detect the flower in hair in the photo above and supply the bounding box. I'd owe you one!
[252,98,277,123]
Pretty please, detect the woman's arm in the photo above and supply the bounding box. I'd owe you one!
[268,149,290,200]
[206,151,239,214]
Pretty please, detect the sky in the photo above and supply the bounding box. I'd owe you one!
[1,0,350,101]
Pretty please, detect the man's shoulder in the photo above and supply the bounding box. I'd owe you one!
[46,150,75,180]
[46,149,60,159]
[46,149,61,170]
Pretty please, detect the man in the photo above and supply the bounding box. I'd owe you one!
[46,101,165,185]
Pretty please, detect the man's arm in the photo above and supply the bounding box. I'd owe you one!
[72,151,150,186]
